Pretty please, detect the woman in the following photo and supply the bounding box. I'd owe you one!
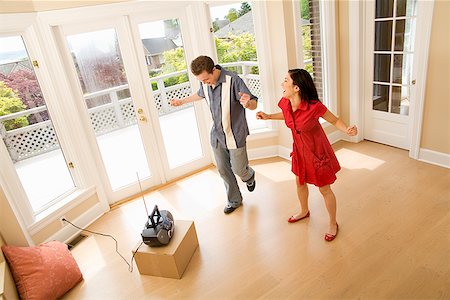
[256,69,357,241]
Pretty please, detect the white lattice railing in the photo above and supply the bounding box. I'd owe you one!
[1,61,262,162]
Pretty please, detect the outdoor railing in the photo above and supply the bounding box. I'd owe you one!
[0,61,262,162]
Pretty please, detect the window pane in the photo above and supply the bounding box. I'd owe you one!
[403,18,415,52]
[391,85,409,115]
[375,21,393,51]
[374,54,391,83]
[396,0,407,17]
[375,0,394,18]
[393,53,413,85]
[210,2,265,130]
[301,0,323,102]
[66,29,151,190]
[373,84,389,112]
[0,36,75,213]
[394,20,408,51]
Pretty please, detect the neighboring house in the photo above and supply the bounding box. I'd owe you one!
[141,37,178,70]
[213,19,230,31]
[214,11,254,38]
[0,60,32,76]
[215,11,310,38]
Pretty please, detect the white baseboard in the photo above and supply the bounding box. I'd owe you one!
[418,148,450,169]
[277,146,291,160]
[248,145,279,160]
[46,202,107,243]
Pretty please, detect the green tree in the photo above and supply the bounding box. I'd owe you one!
[152,48,189,88]
[301,0,310,20]
[215,33,257,63]
[215,33,258,74]
[225,8,239,23]
[0,82,29,131]
[239,2,251,16]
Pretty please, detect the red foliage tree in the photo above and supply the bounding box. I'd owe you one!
[0,69,48,124]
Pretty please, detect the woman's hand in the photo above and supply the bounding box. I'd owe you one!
[170,99,183,107]
[256,111,270,120]
[346,125,358,136]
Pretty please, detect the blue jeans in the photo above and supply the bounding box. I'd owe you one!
[212,143,255,207]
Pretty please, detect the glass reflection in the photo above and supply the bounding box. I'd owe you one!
[374,54,391,83]
[375,0,393,18]
[373,84,389,112]
[375,21,393,51]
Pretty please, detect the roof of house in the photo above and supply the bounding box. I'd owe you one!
[141,37,178,56]
[214,11,254,38]
[214,12,311,38]
[0,60,32,76]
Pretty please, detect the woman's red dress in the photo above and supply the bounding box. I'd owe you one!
[278,98,341,187]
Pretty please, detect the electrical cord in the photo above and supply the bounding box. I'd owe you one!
[62,218,143,272]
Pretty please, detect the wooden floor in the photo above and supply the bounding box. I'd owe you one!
[64,140,450,300]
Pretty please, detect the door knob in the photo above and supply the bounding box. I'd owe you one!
[139,115,147,122]
[137,108,144,114]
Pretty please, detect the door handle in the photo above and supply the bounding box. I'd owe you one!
[139,115,147,122]
[137,108,144,114]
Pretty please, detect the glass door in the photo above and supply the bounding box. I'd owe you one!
[136,18,207,172]
[129,11,211,181]
[364,0,417,149]
[58,18,163,203]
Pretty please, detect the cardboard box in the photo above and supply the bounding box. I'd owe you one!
[133,220,198,279]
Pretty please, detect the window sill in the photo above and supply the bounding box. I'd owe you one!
[28,186,96,234]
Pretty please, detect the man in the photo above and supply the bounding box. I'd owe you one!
[170,55,257,214]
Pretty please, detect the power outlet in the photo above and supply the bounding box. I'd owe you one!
[59,216,67,227]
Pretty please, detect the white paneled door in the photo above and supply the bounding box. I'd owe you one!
[364,0,431,150]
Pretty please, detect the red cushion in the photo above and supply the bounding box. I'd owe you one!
[1,240,83,300]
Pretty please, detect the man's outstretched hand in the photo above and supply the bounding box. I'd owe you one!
[239,92,251,108]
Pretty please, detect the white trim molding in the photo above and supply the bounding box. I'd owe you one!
[418,148,450,169]
[348,0,364,143]
[44,202,106,244]
[409,0,435,159]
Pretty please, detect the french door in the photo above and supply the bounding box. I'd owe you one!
[364,0,422,150]
[57,13,210,203]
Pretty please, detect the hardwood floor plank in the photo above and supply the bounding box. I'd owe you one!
[63,141,450,299]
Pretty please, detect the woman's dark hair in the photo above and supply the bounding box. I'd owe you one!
[191,56,215,75]
[288,69,320,103]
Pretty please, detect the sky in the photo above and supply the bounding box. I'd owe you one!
[210,2,242,20]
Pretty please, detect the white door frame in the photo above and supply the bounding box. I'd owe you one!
[349,0,435,157]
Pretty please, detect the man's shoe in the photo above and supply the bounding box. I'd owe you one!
[224,203,241,214]
[246,179,256,192]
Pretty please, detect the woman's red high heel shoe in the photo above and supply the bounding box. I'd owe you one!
[324,223,339,242]
[288,211,310,223]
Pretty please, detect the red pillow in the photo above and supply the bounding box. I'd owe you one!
[1,240,83,300]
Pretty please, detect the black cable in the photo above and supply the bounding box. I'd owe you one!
[63,218,143,272]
